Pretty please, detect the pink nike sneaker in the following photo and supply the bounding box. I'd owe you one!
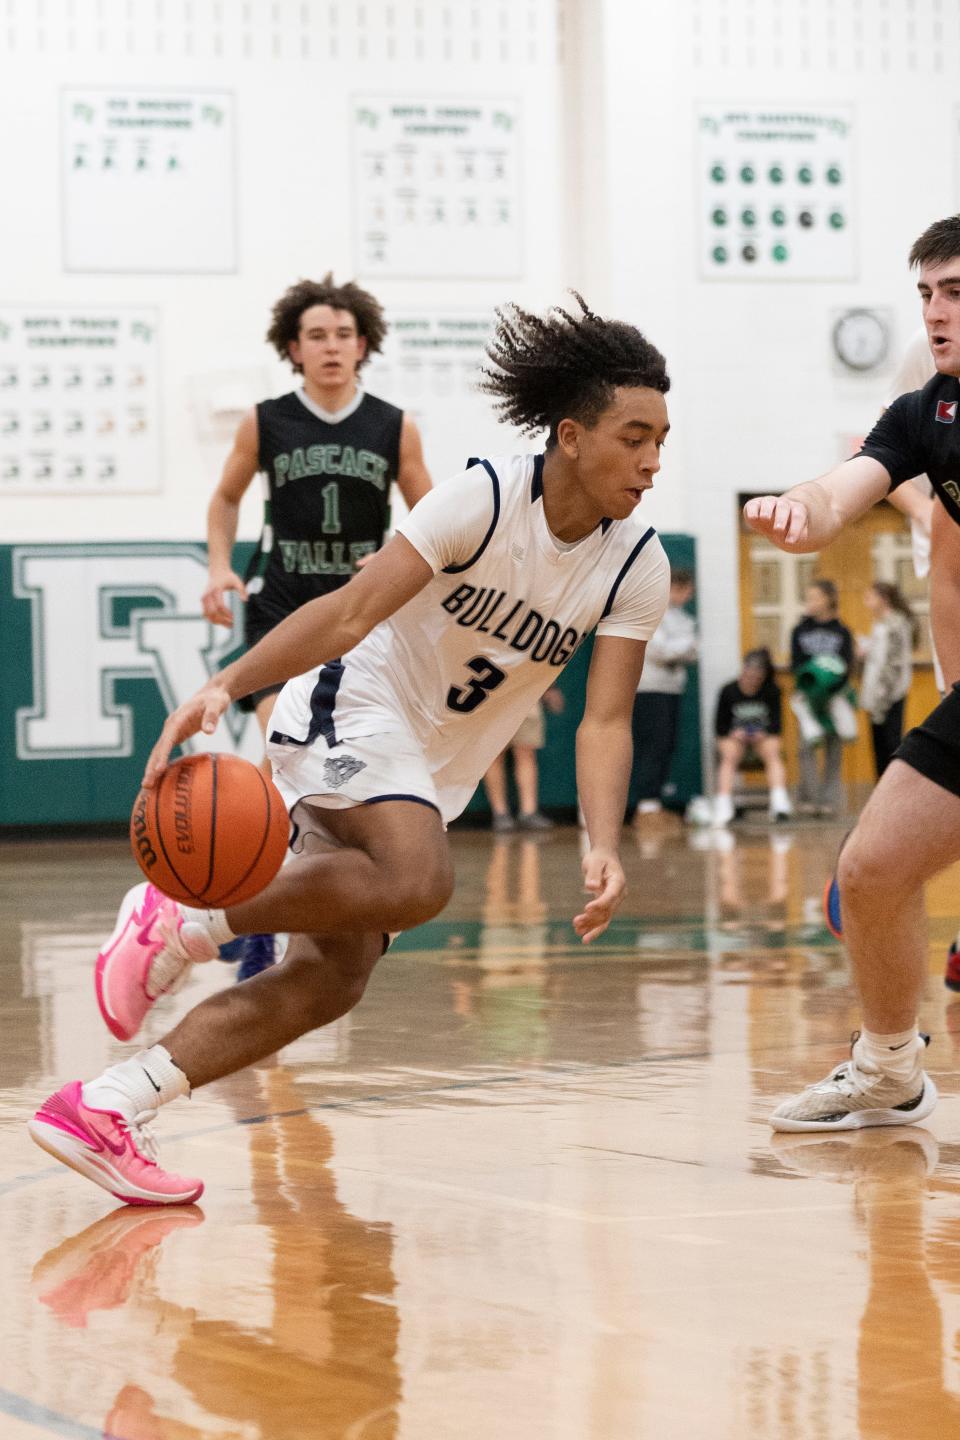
[28,1081,204,1207]
[95,881,217,1042]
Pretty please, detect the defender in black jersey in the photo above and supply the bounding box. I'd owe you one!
[203,275,431,728]
[744,214,960,1133]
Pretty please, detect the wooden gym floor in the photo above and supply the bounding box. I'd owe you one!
[2,817,960,1440]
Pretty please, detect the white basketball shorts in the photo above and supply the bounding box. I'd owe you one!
[267,725,442,820]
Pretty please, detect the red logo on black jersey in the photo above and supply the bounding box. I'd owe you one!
[936,399,958,424]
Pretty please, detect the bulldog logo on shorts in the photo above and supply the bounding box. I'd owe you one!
[323,754,367,790]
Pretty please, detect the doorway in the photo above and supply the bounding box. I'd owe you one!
[737,495,937,789]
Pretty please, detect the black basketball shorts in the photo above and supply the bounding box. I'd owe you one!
[237,604,288,714]
[895,683,960,799]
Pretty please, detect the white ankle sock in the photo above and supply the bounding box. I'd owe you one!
[180,904,235,947]
[82,1045,189,1116]
[856,1026,920,1080]
[713,794,734,826]
[770,786,791,814]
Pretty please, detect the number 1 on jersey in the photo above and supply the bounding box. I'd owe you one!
[446,655,507,714]
[320,481,341,535]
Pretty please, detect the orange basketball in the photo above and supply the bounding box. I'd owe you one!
[130,753,289,907]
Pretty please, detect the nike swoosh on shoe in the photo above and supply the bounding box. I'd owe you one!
[92,1128,128,1158]
[136,913,166,949]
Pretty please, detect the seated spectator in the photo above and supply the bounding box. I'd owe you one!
[713,649,792,826]
[790,579,856,817]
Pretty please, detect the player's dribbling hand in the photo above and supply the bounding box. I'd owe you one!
[742,495,810,549]
[202,570,247,628]
[142,683,232,787]
[574,848,626,944]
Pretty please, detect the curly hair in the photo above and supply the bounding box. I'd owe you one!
[909,215,960,269]
[266,274,387,371]
[479,293,669,447]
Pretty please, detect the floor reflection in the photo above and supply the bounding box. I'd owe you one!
[32,1206,205,1331]
[6,824,960,1440]
[772,1129,960,1440]
[29,1067,399,1440]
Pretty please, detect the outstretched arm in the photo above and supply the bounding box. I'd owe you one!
[743,455,893,552]
[145,536,433,783]
[574,634,646,943]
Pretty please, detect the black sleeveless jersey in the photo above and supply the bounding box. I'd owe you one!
[860,372,960,526]
[245,389,403,631]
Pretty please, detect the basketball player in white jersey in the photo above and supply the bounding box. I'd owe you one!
[29,296,672,1205]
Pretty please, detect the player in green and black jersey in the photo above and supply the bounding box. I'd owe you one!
[202,275,432,976]
[203,274,431,727]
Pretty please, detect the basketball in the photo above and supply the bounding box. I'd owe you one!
[130,753,290,907]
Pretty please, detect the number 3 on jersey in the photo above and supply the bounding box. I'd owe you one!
[446,655,507,714]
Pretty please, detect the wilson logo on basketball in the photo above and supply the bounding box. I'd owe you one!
[173,764,194,855]
[129,754,289,908]
[936,399,958,424]
[130,791,158,872]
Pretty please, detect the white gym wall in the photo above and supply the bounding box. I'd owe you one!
[582,0,953,742]
[1,0,953,766]
[0,0,567,540]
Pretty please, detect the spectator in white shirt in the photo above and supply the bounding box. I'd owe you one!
[857,582,917,778]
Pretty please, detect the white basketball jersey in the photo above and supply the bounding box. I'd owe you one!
[271,454,670,820]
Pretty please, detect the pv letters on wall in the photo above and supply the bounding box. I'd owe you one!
[10,543,260,763]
